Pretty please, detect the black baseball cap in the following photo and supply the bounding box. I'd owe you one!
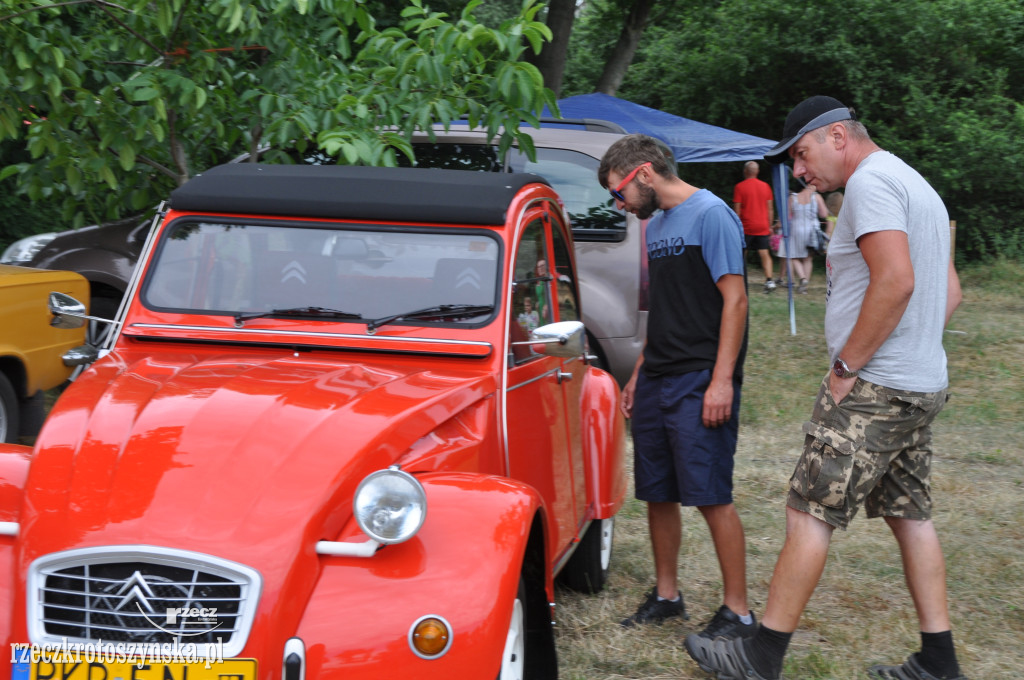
[764,96,855,163]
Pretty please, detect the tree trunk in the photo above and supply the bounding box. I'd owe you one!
[167,109,190,186]
[595,0,656,96]
[525,0,577,99]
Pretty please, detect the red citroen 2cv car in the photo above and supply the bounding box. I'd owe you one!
[0,164,626,680]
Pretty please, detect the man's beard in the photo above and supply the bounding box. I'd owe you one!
[634,182,660,220]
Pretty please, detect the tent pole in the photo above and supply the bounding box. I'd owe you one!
[772,163,797,335]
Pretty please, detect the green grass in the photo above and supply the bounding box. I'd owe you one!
[555,258,1024,679]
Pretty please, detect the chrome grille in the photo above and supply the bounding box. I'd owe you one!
[30,547,261,657]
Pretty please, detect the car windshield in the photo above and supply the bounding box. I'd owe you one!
[142,221,501,327]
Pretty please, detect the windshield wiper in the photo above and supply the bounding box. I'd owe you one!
[365,304,494,332]
[234,306,364,326]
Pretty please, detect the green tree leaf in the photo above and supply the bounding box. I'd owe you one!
[118,145,136,172]
[0,0,555,230]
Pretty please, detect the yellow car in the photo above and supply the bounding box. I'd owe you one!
[0,264,90,442]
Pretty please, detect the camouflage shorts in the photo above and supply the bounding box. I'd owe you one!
[787,375,948,529]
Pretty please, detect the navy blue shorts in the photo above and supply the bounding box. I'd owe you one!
[631,369,741,506]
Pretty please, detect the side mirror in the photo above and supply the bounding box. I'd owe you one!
[49,291,119,331]
[48,292,88,329]
[516,320,586,359]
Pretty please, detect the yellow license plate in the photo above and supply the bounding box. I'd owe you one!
[29,659,257,680]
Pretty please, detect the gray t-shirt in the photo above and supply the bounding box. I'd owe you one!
[825,151,950,392]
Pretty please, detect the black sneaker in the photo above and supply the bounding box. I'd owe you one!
[684,635,778,680]
[620,587,689,627]
[868,654,969,680]
[691,604,758,640]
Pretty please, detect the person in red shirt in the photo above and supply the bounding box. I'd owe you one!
[733,161,776,292]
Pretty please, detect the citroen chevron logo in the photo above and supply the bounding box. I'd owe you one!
[281,261,308,285]
[114,571,158,613]
[110,571,223,637]
[454,267,481,290]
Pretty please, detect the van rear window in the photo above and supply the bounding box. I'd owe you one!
[405,143,626,243]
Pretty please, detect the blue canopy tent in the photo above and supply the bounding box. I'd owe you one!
[552,93,776,163]
[548,93,799,332]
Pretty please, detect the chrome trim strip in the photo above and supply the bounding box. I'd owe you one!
[315,539,380,558]
[0,521,18,537]
[128,324,493,348]
[34,619,242,635]
[506,368,560,392]
[500,201,535,474]
[105,203,166,351]
[28,545,262,659]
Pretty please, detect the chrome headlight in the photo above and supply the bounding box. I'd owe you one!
[354,467,427,544]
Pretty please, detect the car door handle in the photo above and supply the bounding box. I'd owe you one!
[557,371,573,383]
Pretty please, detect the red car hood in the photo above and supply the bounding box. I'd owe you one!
[19,347,496,564]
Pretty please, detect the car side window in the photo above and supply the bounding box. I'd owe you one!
[510,220,553,364]
[509,147,626,243]
[550,223,580,322]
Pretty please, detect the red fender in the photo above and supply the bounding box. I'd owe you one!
[581,366,627,519]
[290,472,546,680]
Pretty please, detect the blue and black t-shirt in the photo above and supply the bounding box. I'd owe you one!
[643,189,748,378]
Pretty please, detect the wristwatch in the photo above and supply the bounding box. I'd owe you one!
[832,358,859,379]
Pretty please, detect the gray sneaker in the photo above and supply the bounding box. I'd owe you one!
[692,605,758,640]
[684,635,778,680]
[620,587,689,627]
[868,654,969,680]
[764,279,777,293]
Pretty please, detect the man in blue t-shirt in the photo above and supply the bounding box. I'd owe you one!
[599,134,755,641]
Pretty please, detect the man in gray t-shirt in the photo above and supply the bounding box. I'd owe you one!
[685,97,968,680]
[826,150,951,393]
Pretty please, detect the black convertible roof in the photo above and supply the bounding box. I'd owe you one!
[169,164,551,226]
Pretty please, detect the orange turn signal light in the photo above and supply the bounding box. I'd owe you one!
[410,616,451,658]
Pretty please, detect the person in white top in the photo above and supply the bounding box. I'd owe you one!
[781,182,829,293]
